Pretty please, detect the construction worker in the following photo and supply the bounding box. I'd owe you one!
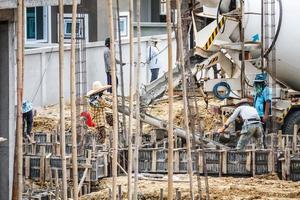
[85,81,112,143]
[22,100,33,138]
[103,37,125,93]
[147,37,162,82]
[253,73,272,127]
[218,99,263,150]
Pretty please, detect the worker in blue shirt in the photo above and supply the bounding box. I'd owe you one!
[22,100,33,138]
[253,73,272,125]
[253,73,272,148]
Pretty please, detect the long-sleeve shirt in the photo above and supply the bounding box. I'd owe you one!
[89,98,112,128]
[103,47,121,73]
[147,46,161,69]
[226,105,260,126]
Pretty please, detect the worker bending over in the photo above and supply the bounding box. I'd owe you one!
[218,99,263,150]
[84,81,112,143]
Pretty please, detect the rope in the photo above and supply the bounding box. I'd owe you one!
[31,47,55,103]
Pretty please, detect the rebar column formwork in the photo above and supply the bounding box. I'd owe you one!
[70,0,79,199]
[166,0,174,199]
[59,0,68,199]
[175,0,194,199]
[75,5,88,152]
[108,0,119,199]
[127,0,134,199]
[134,0,142,199]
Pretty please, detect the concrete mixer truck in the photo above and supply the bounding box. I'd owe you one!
[192,0,300,135]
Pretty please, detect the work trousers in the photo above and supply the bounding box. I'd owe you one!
[106,72,118,93]
[150,68,160,82]
[23,110,33,136]
[236,123,263,150]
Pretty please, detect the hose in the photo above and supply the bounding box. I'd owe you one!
[213,81,231,100]
[264,0,282,58]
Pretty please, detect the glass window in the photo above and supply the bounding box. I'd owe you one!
[26,6,48,42]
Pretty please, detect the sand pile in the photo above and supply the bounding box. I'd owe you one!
[32,103,71,133]
[146,97,223,133]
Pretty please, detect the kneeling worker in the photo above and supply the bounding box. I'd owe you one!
[218,99,263,150]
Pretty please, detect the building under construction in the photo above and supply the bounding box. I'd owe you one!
[0,0,300,199]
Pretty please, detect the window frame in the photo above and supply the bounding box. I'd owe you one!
[25,6,50,44]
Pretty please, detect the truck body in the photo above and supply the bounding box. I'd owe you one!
[196,0,300,134]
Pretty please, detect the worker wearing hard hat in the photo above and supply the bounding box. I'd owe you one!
[103,37,126,93]
[253,73,272,127]
[218,99,263,150]
[147,37,162,82]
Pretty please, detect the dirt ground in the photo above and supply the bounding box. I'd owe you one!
[80,174,300,200]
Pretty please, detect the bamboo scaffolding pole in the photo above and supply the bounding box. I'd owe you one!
[116,0,127,144]
[127,0,134,199]
[59,0,68,199]
[108,0,119,198]
[133,0,141,199]
[15,0,24,199]
[70,0,79,199]
[175,0,194,199]
[166,0,174,199]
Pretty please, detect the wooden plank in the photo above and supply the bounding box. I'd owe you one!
[278,130,283,151]
[78,168,89,194]
[25,156,30,179]
[246,149,252,173]
[293,124,298,154]
[286,148,291,180]
[40,146,46,182]
[270,133,275,173]
[222,150,227,174]
[152,149,157,172]
[199,151,204,174]
[219,151,222,177]
[174,150,179,172]
[268,150,273,173]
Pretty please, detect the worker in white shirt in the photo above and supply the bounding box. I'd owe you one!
[218,98,263,150]
[147,37,162,82]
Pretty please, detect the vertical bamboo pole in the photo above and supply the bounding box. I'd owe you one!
[240,1,246,97]
[70,0,79,199]
[59,0,68,199]
[16,0,24,199]
[261,0,264,71]
[108,0,119,199]
[133,0,141,199]
[175,0,194,199]
[127,0,134,199]
[116,0,127,143]
[166,0,174,199]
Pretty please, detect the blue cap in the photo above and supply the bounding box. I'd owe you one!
[254,73,267,82]
[22,100,33,113]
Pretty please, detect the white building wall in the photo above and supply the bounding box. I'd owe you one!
[24,34,177,107]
